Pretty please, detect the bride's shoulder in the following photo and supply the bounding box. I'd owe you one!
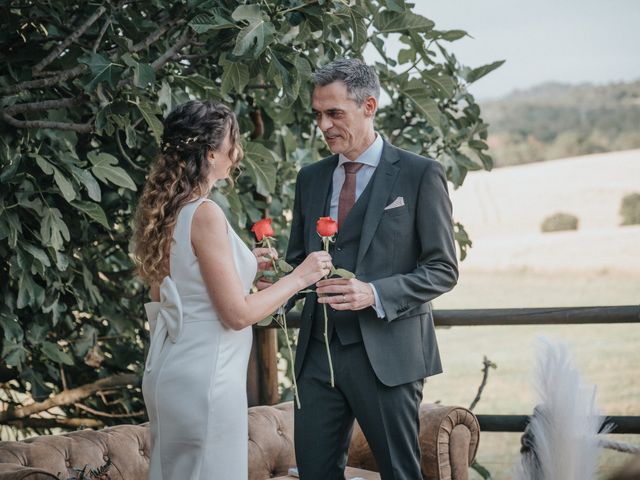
[192,199,227,233]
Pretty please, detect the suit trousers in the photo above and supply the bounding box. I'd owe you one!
[294,336,424,480]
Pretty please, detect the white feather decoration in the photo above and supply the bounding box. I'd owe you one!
[514,338,609,480]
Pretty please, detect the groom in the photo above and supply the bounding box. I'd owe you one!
[285,58,458,479]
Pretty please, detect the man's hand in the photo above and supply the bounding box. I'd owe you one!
[316,278,375,311]
[253,247,277,291]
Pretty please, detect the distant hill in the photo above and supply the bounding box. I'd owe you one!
[480,80,640,167]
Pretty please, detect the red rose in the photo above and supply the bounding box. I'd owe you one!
[251,218,274,242]
[316,217,338,237]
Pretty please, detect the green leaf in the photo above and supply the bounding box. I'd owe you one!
[221,62,250,94]
[189,13,234,33]
[26,323,49,345]
[83,265,103,305]
[73,325,98,357]
[21,368,51,401]
[134,62,155,88]
[454,152,482,171]
[233,19,275,57]
[2,340,28,369]
[41,207,70,250]
[88,151,137,190]
[1,210,21,248]
[0,312,23,342]
[136,101,164,145]
[257,316,275,327]
[17,270,45,309]
[71,166,102,202]
[438,29,467,41]
[422,70,456,98]
[385,0,407,13]
[277,259,293,273]
[231,4,264,22]
[399,78,441,127]
[53,167,76,202]
[34,154,54,175]
[71,200,109,229]
[79,52,123,92]
[349,8,368,51]
[467,60,505,83]
[470,461,493,479]
[41,341,74,365]
[332,268,355,279]
[34,155,76,202]
[374,10,434,34]
[398,48,416,65]
[23,243,51,268]
[243,142,278,196]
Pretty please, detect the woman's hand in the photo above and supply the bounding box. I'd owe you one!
[253,247,277,291]
[252,247,277,272]
[292,251,333,289]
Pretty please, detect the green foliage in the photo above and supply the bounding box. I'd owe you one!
[0,0,497,431]
[540,212,579,233]
[620,193,640,226]
[482,81,640,167]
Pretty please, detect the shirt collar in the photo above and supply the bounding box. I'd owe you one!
[337,133,384,169]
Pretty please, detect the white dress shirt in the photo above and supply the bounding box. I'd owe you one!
[329,134,386,318]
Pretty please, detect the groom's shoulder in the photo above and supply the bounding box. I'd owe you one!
[298,154,337,178]
[386,142,441,174]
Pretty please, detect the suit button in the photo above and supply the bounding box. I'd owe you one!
[337,247,343,252]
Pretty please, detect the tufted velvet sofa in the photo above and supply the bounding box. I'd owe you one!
[0,402,479,480]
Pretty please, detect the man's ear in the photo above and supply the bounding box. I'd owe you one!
[363,95,378,117]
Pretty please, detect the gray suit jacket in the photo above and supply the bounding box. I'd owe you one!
[286,140,458,387]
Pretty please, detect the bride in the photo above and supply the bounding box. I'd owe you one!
[132,100,332,479]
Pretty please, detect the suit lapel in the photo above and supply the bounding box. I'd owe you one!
[356,142,400,266]
[306,155,338,252]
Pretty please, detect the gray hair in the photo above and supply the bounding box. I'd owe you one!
[312,58,380,106]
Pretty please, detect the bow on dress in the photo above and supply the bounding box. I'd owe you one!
[144,276,183,373]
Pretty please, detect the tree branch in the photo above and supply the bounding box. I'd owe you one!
[2,96,87,115]
[0,65,88,96]
[7,417,104,429]
[131,22,173,53]
[469,356,495,411]
[0,373,138,423]
[115,130,145,172]
[33,5,108,75]
[73,402,145,419]
[1,112,93,133]
[92,17,112,53]
[151,29,193,71]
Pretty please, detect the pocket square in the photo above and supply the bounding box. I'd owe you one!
[384,196,405,210]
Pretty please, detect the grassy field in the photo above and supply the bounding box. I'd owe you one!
[428,270,639,479]
[422,151,640,479]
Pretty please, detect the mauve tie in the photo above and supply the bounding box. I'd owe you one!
[338,161,364,228]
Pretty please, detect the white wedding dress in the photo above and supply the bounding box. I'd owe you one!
[142,197,257,479]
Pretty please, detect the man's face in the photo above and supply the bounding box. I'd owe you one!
[311,81,376,160]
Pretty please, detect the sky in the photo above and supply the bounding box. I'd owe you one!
[368,0,640,100]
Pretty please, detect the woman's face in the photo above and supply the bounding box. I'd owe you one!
[209,128,239,182]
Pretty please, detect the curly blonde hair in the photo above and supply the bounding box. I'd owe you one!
[132,100,242,284]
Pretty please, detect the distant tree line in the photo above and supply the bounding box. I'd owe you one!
[481,80,640,167]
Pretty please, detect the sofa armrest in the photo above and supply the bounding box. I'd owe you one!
[0,424,150,480]
[347,403,480,480]
[0,465,57,479]
[420,404,480,480]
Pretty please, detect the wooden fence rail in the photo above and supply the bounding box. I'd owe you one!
[249,305,640,434]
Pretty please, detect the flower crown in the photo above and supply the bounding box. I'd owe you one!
[161,135,201,153]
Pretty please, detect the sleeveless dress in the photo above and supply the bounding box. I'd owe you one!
[142,198,257,479]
